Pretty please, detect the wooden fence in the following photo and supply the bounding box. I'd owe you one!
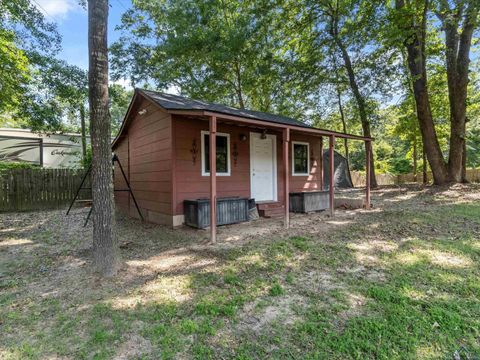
[351,168,480,187]
[0,168,90,212]
[1,166,479,212]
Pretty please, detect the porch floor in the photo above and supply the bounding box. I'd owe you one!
[176,188,368,243]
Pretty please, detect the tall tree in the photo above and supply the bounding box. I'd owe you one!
[392,0,479,184]
[332,57,352,175]
[393,0,449,184]
[435,1,479,182]
[88,0,119,276]
[292,0,382,187]
[111,0,317,120]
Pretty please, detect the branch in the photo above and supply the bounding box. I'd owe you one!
[457,1,479,74]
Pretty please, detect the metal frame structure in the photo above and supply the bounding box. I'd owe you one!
[66,154,143,226]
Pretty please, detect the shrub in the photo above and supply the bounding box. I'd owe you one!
[0,161,39,171]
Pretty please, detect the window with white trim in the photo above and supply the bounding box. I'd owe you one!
[292,141,309,176]
[201,131,231,176]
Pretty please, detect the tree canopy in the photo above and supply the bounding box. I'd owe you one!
[0,0,478,182]
[110,0,479,183]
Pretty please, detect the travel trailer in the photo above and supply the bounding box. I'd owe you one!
[0,128,88,168]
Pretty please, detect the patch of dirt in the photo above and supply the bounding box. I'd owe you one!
[297,270,340,293]
[333,292,368,330]
[113,334,152,360]
[337,265,387,282]
[237,294,307,333]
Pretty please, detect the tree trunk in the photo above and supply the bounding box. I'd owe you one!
[337,90,349,166]
[422,143,428,184]
[396,0,449,185]
[413,137,417,182]
[336,88,353,185]
[462,140,468,183]
[437,3,479,182]
[334,38,377,188]
[88,0,119,276]
[402,51,420,184]
[444,24,467,182]
[80,104,87,163]
[233,61,245,109]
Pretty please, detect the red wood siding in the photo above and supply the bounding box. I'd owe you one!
[113,98,173,224]
[277,132,322,205]
[289,134,323,192]
[173,115,323,215]
[173,116,251,215]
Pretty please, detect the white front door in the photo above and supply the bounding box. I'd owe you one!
[250,132,277,202]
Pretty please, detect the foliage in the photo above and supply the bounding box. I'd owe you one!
[110,0,480,179]
[0,0,61,52]
[0,0,479,176]
[79,146,93,169]
[111,0,317,120]
[0,29,30,116]
[0,161,38,171]
[15,57,88,132]
[389,157,412,174]
[109,84,133,136]
[466,62,480,168]
[0,0,89,133]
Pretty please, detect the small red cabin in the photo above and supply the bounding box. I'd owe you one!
[112,89,372,236]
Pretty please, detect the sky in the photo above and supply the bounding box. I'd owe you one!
[34,0,132,85]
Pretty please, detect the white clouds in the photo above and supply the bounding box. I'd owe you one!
[33,0,81,21]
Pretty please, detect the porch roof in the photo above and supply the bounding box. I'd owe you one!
[139,89,308,128]
[112,88,372,148]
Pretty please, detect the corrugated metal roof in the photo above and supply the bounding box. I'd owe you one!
[138,88,312,128]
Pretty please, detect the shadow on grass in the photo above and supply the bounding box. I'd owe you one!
[0,191,479,359]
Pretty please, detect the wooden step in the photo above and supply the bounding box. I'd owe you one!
[257,202,283,210]
[257,202,285,218]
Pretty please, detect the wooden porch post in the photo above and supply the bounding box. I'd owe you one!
[365,139,371,210]
[283,128,290,228]
[39,138,44,167]
[329,135,335,217]
[209,116,217,242]
[319,137,323,190]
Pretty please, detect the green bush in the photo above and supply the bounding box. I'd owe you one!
[388,157,412,174]
[79,146,92,169]
[0,161,39,171]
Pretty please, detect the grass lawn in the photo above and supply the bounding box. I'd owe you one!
[1,185,479,359]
